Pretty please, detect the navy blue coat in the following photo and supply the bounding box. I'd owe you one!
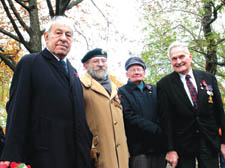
[118,81,164,156]
[1,49,93,168]
[157,70,225,156]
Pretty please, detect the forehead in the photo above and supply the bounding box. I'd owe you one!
[90,56,107,60]
[170,46,187,57]
[50,22,73,32]
[128,65,143,69]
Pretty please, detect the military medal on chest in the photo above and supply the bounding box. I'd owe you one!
[200,80,213,104]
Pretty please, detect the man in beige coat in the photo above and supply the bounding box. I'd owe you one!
[80,48,129,168]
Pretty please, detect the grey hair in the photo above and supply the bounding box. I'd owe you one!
[45,16,74,36]
[167,41,190,57]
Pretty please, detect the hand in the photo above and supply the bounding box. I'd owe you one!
[221,144,225,159]
[0,161,10,168]
[166,151,178,168]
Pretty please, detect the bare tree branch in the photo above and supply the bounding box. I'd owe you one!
[67,0,83,10]
[46,0,55,17]
[56,0,71,15]
[15,0,29,11]
[74,24,89,50]
[8,0,31,34]
[0,28,20,42]
[1,0,26,44]
[0,53,16,71]
[90,0,110,27]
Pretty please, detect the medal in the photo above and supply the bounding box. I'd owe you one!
[208,95,213,103]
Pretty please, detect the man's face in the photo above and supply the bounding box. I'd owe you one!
[44,22,73,60]
[170,46,192,75]
[84,56,108,80]
[126,65,145,84]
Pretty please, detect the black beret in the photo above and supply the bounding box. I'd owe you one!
[125,57,146,70]
[81,48,107,63]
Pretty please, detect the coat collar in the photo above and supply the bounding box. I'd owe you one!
[81,73,118,99]
[126,80,151,92]
[171,69,205,112]
[171,71,194,110]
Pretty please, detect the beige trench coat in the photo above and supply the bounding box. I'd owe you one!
[81,73,129,168]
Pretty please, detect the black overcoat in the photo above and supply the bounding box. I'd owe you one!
[1,49,93,168]
[118,81,164,156]
[157,69,225,156]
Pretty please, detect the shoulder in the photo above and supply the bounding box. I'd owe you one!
[193,69,215,79]
[157,72,175,85]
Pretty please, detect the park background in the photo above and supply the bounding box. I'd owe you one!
[0,0,225,128]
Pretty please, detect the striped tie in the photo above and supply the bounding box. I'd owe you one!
[185,75,198,109]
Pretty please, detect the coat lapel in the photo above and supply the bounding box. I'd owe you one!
[81,73,110,98]
[171,72,194,109]
[42,48,70,88]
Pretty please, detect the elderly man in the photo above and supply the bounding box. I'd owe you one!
[0,16,93,168]
[118,57,166,168]
[80,48,129,168]
[157,41,225,168]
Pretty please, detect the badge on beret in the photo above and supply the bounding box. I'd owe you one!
[101,49,105,55]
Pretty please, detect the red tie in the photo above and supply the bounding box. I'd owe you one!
[185,75,198,109]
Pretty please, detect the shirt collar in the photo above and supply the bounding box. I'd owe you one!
[179,68,194,80]
[46,48,67,62]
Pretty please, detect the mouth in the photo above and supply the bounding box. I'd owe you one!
[57,44,68,49]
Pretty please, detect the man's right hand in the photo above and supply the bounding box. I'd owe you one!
[165,150,179,168]
[0,161,10,168]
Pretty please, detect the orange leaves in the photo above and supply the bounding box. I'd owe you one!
[109,74,124,87]
[1,40,21,62]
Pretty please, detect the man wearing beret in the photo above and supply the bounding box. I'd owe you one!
[80,48,129,168]
[118,57,166,168]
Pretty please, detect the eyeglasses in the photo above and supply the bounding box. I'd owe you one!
[90,58,107,64]
[128,68,144,73]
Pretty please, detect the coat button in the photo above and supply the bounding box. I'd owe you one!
[116,144,120,148]
[196,130,200,133]
[114,121,118,125]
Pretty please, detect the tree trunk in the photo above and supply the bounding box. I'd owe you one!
[201,1,217,74]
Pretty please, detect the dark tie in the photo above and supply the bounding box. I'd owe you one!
[185,75,198,109]
[60,60,68,73]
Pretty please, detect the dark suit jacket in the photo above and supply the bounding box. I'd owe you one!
[1,49,93,168]
[157,69,225,156]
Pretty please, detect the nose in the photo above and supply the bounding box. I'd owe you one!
[60,33,67,40]
[176,58,182,64]
[98,61,104,66]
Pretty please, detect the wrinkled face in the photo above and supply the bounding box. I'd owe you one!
[126,65,145,85]
[84,56,108,80]
[44,23,73,60]
[170,46,192,75]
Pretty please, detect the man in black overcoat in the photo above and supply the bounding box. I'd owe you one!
[157,41,225,168]
[0,16,93,168]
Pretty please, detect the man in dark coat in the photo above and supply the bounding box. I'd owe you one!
[118,57,166,168]
[157,41,225,168]
[0,16,93,168]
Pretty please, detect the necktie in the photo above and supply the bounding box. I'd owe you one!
[185,75,198,109]
[60,60,68,73]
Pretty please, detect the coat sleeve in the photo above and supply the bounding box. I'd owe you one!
[212,75,225,144]
[157,81,175,152]
[118,88,161,135]
[1,55,34,162]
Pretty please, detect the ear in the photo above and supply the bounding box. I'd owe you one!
[43,32,48,42]
[83,63,88,70]
[190,53,192,60]
[126,71,129,78]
